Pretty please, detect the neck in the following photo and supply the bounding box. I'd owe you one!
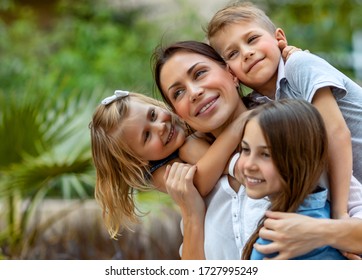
[211,101,247,138]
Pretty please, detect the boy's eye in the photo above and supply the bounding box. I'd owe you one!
[248,35,259,44]
[225,50,238,61]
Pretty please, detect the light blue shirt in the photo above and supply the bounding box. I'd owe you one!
[250,187,347,260]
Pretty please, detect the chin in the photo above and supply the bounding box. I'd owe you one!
[246,190,262,200]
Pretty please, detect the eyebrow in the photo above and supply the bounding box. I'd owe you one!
[241,140,270,150]
[167,62,202,91]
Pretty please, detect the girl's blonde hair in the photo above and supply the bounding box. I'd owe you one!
[241,99,328,259]
[89,92,180,239]
[206,1,276,43]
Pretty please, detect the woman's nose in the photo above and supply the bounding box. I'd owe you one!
[189,85,204,103]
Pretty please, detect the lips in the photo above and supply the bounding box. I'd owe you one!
[246,58,263,73]
[244,175,264,185]
[165,125,174,145]
[195,96,218,116]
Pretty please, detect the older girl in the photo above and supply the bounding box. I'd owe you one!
[237,99,346,259]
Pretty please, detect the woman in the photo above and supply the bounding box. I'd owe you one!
[153,40,270,259]
[152,40,362,259]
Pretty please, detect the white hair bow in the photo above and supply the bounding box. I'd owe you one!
[101,90,129,105]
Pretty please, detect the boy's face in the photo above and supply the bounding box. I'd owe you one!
[113,101,186,161]
[210,21,285,95]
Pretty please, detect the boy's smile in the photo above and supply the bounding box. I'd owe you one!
[210,22,286,98]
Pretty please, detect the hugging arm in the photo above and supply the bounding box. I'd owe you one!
[255,211,362,260]
[164,163,206,259]
[312,88,351,219]
[180,113,245,197]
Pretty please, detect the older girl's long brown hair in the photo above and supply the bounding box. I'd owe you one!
[242,99,328,259]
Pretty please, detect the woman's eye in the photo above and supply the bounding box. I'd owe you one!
[173,89,184,100]
[194,69,207,79]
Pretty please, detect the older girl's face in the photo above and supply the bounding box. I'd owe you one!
[112,100,186,161]
[236,118,283,199]
[159,51,241,135]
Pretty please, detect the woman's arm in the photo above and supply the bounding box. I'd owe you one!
[312,87,352,219]
[164,163,206,259]
[179,113,245,197]
[254,211,362,260]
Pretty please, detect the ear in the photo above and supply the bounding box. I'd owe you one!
[227,65,240,87]
[275,28,288,49]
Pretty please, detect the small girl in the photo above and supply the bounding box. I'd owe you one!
[236,99,347,260]
[89,90,243,239]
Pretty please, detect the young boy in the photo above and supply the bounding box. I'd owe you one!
[206,1,362,220]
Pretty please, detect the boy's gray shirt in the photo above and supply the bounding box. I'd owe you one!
[276,51,362,184]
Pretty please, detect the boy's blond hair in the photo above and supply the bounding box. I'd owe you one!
[207,1,276,42]
[89,92,180,239]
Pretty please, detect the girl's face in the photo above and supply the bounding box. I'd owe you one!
[113,101,186,161]
[236,118,283,199]
[159,51,242,136]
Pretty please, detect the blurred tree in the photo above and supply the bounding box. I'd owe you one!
[253,0,362,79]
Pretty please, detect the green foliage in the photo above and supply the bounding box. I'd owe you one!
[0,0,173,258]
[254,0,362,78]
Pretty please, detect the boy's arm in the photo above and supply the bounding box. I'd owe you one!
[312,87,351,219]
[179,114,245,197]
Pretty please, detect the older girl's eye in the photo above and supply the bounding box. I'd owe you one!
[261,151,271,158]
[241,147,250,154]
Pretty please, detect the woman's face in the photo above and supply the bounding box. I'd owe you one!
[112,100,186,161]
[159,51,241,135]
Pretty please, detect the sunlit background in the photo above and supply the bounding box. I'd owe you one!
[1,0,361,260]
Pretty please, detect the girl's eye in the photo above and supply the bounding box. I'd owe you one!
[241,147,250,154]
[144,131,150,143]
[150,109,156,121]
[261,151,271,158]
